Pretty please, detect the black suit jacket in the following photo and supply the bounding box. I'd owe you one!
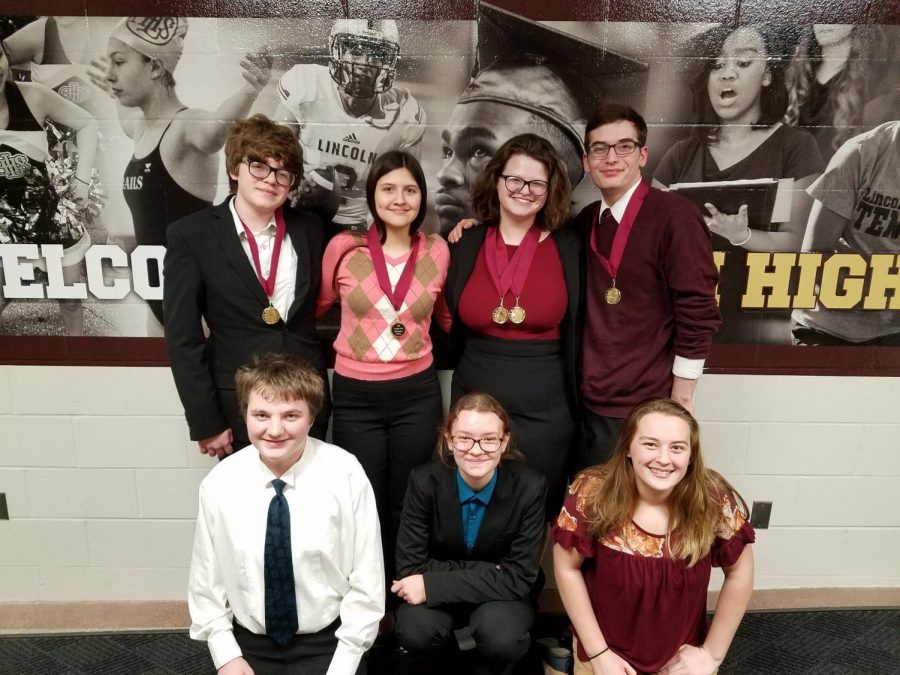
[395,460,547,607]
[442,225,583,410]
[163,198,326,443]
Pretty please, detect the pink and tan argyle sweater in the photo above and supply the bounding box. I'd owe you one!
[318,231,450,380]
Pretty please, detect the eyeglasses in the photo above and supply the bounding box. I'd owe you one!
[587,141,642,159]
[245,160,297,188]
[500,175,549,197]
[449,435,505,454]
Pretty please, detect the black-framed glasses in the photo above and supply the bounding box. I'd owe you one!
[245,159,297,187]
[449,435,504,454]
[587,141,642,158]
[500,174,549,197]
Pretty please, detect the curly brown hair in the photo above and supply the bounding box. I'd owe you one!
[224,113,303,193]
[470,133,572,231]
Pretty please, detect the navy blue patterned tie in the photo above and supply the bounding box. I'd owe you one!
[264,478,298,646]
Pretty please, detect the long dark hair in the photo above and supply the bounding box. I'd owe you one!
[366,150,428,243]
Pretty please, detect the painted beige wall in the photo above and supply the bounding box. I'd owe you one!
[1,366,898,606]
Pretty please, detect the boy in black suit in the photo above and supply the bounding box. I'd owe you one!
[164,114,328,458]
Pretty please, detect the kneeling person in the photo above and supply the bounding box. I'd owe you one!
[189,353,384,675]
[392,393,547,675]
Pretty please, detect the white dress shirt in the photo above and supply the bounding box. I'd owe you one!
[229,197,298,320]
[188,437,385,674]
[600,178,705,380]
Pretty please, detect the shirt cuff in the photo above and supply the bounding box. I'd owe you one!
[326,643,363,675]
[673,356,705,380]
[208,628,243,670]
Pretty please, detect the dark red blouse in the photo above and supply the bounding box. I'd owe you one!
[458,235,567,340]
[551,470,755,674]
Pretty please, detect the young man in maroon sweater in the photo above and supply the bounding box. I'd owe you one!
[576,104,721,467]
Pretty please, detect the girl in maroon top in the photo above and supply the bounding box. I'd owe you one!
[552,399,754,675]
[441,133,581,519]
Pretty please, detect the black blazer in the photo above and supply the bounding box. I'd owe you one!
[442,225,583,409]
[395,460,547,607]
[163,198,325,442]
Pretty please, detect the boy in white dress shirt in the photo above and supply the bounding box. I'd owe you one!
[189,353,384,675]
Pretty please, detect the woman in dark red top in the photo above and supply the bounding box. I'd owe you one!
[440,133,581,519]
[552,398,754,675]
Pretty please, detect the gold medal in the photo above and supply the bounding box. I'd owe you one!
[508,302,525,324]
[605,286,622,305]
[492,306,509,324]
[262,305,281,324]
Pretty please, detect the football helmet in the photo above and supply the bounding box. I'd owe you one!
[329,19,400,98]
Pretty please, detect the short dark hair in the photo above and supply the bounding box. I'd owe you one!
[225,114,303,193]
[689,24,789,141]
[584,103,648,147]
[365,150,428,242]
[235,353,324,418]
[470,133,572,232]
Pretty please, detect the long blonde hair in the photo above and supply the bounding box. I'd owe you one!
[583,399,747,567]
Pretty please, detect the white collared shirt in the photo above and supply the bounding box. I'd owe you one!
[188,437,385,674]
[599,178,705,380]
[600,176,643,223]
[229,198,298,320]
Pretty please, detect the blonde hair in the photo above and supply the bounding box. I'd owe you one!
[582,398,747,567]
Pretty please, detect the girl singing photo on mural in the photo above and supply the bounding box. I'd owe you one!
[653,24,825,345]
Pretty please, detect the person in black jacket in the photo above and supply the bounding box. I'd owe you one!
[164,114,329,458]
[439,134,581,520]
[392,392,547,675]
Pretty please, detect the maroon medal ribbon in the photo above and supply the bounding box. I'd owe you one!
[589,179,649,281]
[366,226,421,333]
[238,205,287,307]
[484,225,541,301]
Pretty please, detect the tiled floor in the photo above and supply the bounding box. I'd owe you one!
[0,609,897,674]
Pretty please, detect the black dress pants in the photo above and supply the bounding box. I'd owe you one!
[395,599,533,675]
[331,367,443,585]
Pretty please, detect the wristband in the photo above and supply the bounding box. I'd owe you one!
[730,227,752,246]
[588,646,609,660]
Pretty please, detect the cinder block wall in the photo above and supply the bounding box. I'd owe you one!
[2,367,898,607]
